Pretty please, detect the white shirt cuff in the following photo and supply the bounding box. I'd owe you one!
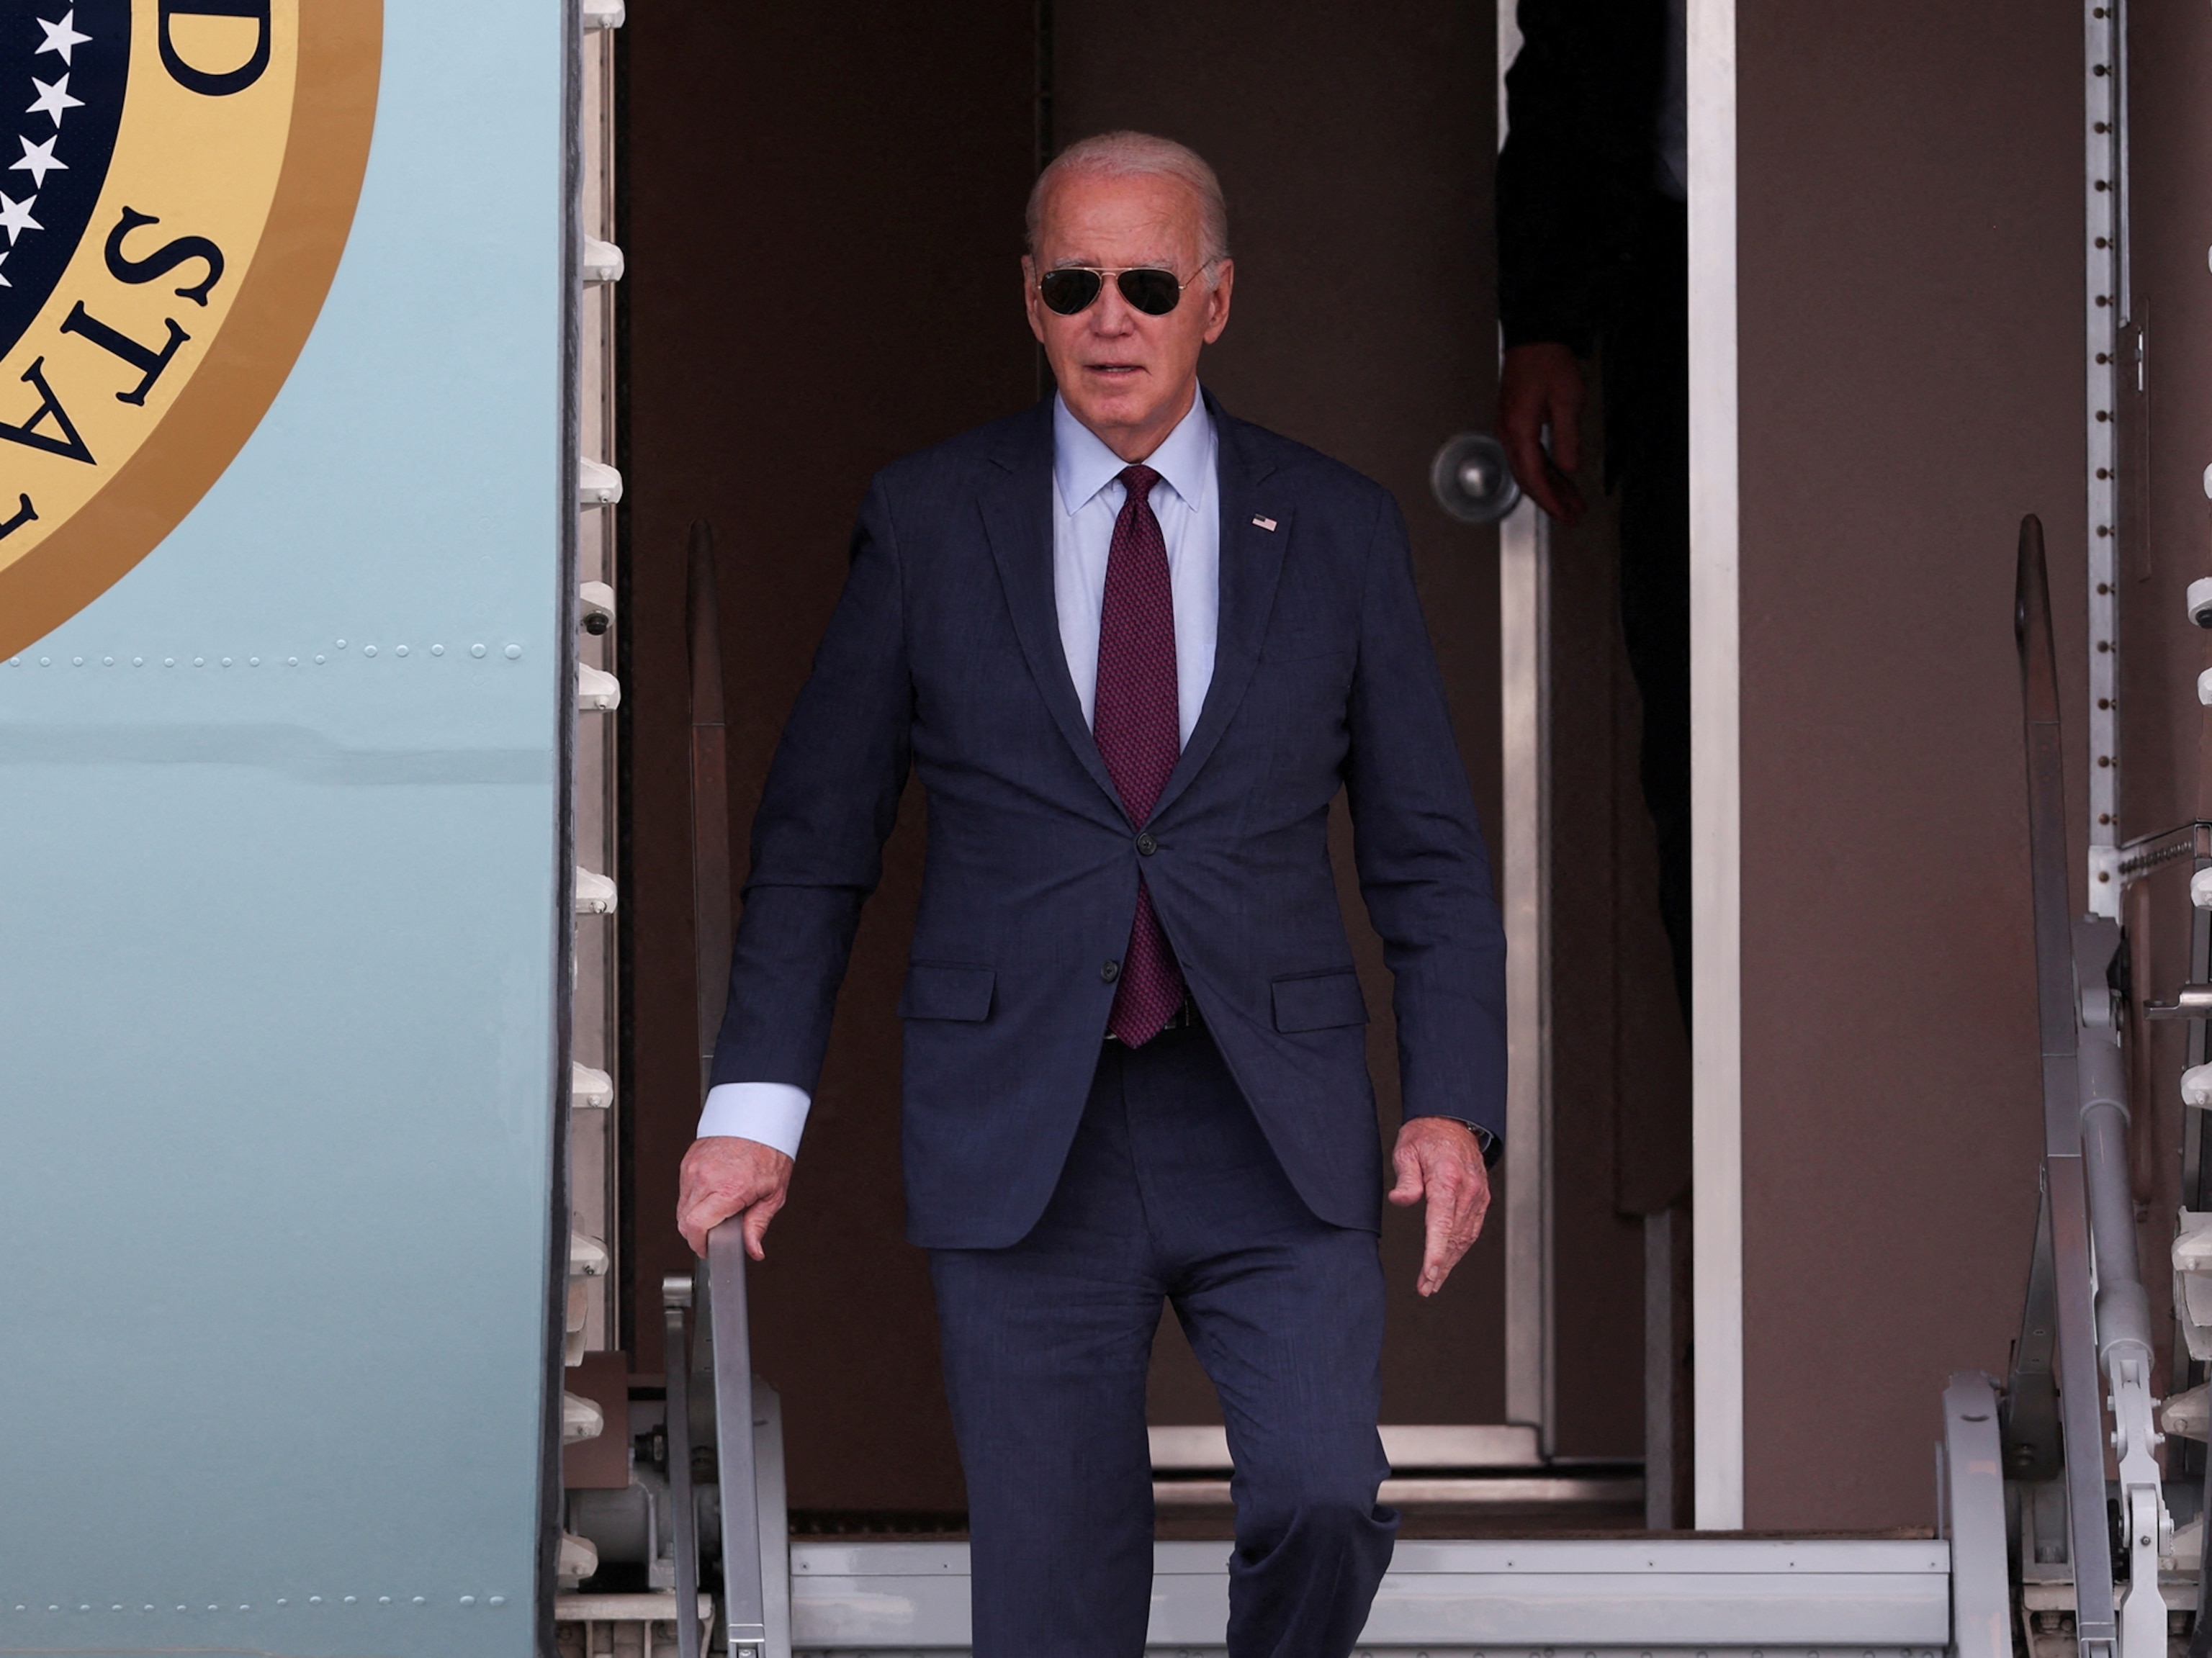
[697,1082,811,1160]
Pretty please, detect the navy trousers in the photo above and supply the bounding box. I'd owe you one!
[930,1024,1397,1658]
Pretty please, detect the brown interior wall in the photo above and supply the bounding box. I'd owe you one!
[1735,4,2089,1528]
[622,2,1036,1511]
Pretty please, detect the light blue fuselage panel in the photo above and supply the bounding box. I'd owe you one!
[0,6,568,1655]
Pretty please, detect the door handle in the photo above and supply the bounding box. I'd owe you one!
[1429,431,1521,525]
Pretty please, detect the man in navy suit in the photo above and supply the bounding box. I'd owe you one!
[678,130,1507,1658]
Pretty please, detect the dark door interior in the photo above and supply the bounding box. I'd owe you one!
[619,1,1668,1523]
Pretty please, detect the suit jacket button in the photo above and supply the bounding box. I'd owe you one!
[1136,832,1158,856]
[1101,960,1120,983]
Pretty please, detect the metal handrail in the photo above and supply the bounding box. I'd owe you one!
[709,1229,766,1658]
[662,1275,703,1658]
[2011,514,2118,1653]
[2006,514,2172,1655]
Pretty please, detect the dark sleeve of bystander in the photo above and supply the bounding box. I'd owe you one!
[1496,0,1668,353]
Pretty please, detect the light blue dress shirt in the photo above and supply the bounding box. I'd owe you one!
[697,391,1222,1156]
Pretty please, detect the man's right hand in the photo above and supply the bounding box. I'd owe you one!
[1498,341,1588,525]
[677,1135,793,1261]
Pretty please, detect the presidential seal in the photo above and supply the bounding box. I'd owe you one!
[0,0,379,657]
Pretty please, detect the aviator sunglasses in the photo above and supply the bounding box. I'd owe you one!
[1037,263,1210,317]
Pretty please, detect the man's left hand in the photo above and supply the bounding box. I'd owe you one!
[1387,1117,1492,1297]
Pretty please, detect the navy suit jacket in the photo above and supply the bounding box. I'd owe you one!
[710,392,1508,1250]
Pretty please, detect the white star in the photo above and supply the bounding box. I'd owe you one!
[0,252,17,289]
[27,76,79,125]
[12,135,63,187]
[0,192,43,243]
[35,12,89,66]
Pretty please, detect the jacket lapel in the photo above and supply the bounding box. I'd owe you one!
[1148,398,1287,825]
[980,400,1126,819]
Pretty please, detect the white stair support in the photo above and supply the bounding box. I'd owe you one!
[1940,1373,2010,1658]
[2177,1212,2212,1361]
[556,1531,600,1591]
[752,1382,793,1658]
[570,1230,609,1279]
[583,238,626,284]
[580,579,616,631]
[1155,1470,1639,1509]
[2167,1515,2206,1576]
[2185,1063,2212,1107]
[572,1062,613,1109]
[2163,1382,2208,1441]
[581,0,624,27]
[578,662,621,712]
[565,1281,588,1366]
[562,1390,604,1445]
[575,868,617,915]
[554,1592,714,1658]
[786,1538,1951,1650]
[1149,1422,1541,1472]
[554,1594,714,1633]
[579,457,624,506]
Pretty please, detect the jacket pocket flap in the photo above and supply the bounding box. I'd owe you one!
[1262,628,1353,664]
[1271,969,1368,1033]
[899,961,995,1022]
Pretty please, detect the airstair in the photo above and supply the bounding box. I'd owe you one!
[540,517,2212,1658]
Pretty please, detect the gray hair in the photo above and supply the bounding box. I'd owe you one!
[1026,130,1231,277]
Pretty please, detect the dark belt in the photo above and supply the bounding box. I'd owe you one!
[1103,995,1202,1044]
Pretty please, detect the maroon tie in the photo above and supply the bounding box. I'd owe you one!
[1092,464,1187,1045]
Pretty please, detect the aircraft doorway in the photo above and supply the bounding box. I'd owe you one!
[611,1,1683,1538]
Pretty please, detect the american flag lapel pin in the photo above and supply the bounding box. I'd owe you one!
[1251,515,1277,531]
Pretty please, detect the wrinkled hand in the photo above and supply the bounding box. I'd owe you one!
[1498,341,1587,525]
[677,1135,793,1261]
[1387,1117,1492,1297]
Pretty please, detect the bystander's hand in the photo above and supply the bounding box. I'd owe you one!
[677,1135,793,1261]
[1388,1117,1492,1297]
[1498,341,1587,525]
